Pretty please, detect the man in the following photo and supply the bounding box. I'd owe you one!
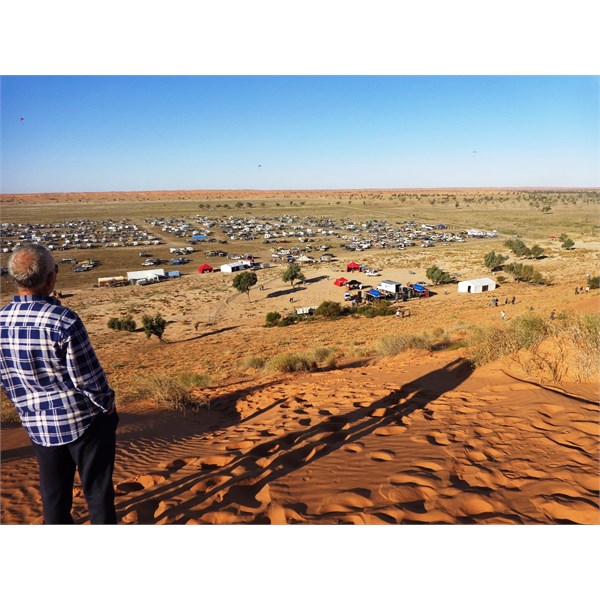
[0,243,118,524]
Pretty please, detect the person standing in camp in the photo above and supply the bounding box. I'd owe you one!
[500,310,507,321]
[0,243,118,524]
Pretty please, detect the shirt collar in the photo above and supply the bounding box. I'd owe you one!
[12,294,62,306]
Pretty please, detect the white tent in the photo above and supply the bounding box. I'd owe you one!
[457,277,497,293]
[220,261,248,273]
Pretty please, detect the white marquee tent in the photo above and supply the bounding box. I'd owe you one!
[457,277,497,293]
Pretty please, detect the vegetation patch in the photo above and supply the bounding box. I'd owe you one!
[376,328,450,356]
[141,371,212,412]
[467,312,600,383]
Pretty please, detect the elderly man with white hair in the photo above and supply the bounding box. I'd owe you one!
[0,243,118,524]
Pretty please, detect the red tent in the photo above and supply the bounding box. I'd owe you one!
[198,263,214,273]
[334,277,348,287]
[346,261,361,272]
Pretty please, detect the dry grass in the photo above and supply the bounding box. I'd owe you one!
[1,389,19,425]
[140,371,212,413]
[468,311,600,383]
[376,327,450,357]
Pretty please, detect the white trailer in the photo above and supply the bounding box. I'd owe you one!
[126,268,165,283]
[377,280,402,294]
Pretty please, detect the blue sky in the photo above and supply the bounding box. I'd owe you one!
[1,75,598,193]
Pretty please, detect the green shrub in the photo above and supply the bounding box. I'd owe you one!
[121,314,137,331]
[142,313,167,340]
[279,314,299,326]
[108,314,137,331]
[142,372,211,412]
[268,353,318,373]
[426,265,453,285]
[310,347,339,368]
[176,372,211,388]
[314,300,346,318]
[353,300,394,318]
[265,311,281,327]
[242,356,267,370]
[376,329,449,357]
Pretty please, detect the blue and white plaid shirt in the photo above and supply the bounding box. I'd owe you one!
[0,295,115,446]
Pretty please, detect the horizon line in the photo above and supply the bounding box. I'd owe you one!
[2,186,599,197]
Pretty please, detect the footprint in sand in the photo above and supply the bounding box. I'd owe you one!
[369,407,388,418]
[425,432,452,446]
[453,494,496,517]
[533,496,599,525]
[530,419,557,432]
[317,490,374,514]
[473,426,494,436]
[368,450,396,462]
[225,440,255,451]
[190,474,232,493]
[195,455,235,469]
[373,425,407,436]
[116,473,168,494]
[413,460,444,472]
[389,472,439,487]
[537,404,564,417]
[379,482,436,507]
[343,442,365,454]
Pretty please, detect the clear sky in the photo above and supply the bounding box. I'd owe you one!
[1,75,598,194]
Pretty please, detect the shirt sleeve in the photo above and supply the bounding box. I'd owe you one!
[63,317,115,412]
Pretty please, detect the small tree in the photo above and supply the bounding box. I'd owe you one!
[561,238,575,250]
[530,244,545,259]
[426,265,452,285]
[107,314,137,331]
[142,313,167,341]
[107,317,122,331]
[265,311,282,327]
[233,270,258,300]
[483,250,508,272]
[314,300,345,318]
[282,263,304,287]
[504,238,531,257]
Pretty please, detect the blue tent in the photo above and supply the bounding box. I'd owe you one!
[412,284,427,292]
[367,289,382,298]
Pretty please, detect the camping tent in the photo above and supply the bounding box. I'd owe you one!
[334,277,348,287]
[346,261,361,272]
[198,263,214,273]
[457,277,496,293]
[365,289,382,301]
[411,283,430,297]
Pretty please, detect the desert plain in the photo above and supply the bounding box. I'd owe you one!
[1,188,599,525]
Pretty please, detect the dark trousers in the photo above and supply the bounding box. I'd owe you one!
[32,411,119,524]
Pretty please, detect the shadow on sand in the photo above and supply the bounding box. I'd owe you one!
[113,357,475,523]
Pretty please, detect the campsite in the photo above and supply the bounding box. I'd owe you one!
[1,188,599,525]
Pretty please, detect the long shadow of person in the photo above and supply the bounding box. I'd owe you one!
[136,357,474,522]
